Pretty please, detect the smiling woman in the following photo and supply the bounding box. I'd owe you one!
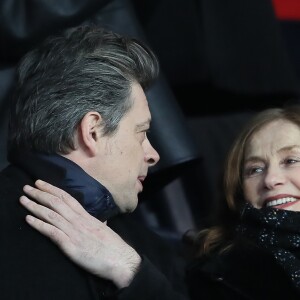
[185,105,300,300]
[242,119,300,211]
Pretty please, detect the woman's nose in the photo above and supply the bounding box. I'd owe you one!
[264,166,286,189]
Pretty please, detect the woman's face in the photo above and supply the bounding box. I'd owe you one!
[243,119,300,211]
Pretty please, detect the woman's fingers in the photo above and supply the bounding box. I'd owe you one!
[22,181,89,223]
[20,195,73,238]
[25,213,69,245]
[36,179,87,214]
[19,193,101,263]
[20,181,141,288]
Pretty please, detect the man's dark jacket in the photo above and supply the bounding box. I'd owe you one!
[0,162,188,299]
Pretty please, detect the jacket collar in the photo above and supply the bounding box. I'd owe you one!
[8,148,120,221]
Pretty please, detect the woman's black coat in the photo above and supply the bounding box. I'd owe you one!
[186,240,299,300]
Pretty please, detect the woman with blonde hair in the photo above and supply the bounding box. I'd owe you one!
[187,105,300,299]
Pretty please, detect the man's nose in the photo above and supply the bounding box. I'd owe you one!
[144,140,160,167]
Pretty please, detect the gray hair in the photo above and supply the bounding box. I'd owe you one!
[9,25,159,154]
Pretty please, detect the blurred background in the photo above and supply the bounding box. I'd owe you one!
[1,0,300,246]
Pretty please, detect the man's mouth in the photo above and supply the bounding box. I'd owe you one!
[137,176,146,191]
[138,176,146,183]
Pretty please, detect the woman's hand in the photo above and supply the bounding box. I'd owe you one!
[20,180,141,288]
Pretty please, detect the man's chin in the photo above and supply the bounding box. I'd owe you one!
[117,197,138,214]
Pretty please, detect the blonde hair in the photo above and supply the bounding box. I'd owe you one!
[194,105,300,256]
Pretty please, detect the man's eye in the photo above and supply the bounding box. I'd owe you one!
[143,129,151,138]
[138,131,148,142]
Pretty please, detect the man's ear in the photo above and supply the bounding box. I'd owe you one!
[78,111,102,156]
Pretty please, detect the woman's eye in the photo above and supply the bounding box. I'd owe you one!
[284,158,300,165]
[244,166,264,177]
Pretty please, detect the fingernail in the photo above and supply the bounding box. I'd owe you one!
[26,215,35,223]
[23,185,33,192]
[20,196,29,204]
[36,179,45,185]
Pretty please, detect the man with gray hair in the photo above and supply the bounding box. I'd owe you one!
[1,25,187,299]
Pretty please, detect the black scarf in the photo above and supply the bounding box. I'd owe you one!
[8,148,120,221]
[237,203,300,291]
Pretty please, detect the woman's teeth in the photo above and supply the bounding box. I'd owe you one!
[266,197,298,207]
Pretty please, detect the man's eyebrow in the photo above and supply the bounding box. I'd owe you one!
[136,119,151,130]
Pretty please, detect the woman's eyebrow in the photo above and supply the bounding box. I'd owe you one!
[244,156,264,164]
[278,145,300,153]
